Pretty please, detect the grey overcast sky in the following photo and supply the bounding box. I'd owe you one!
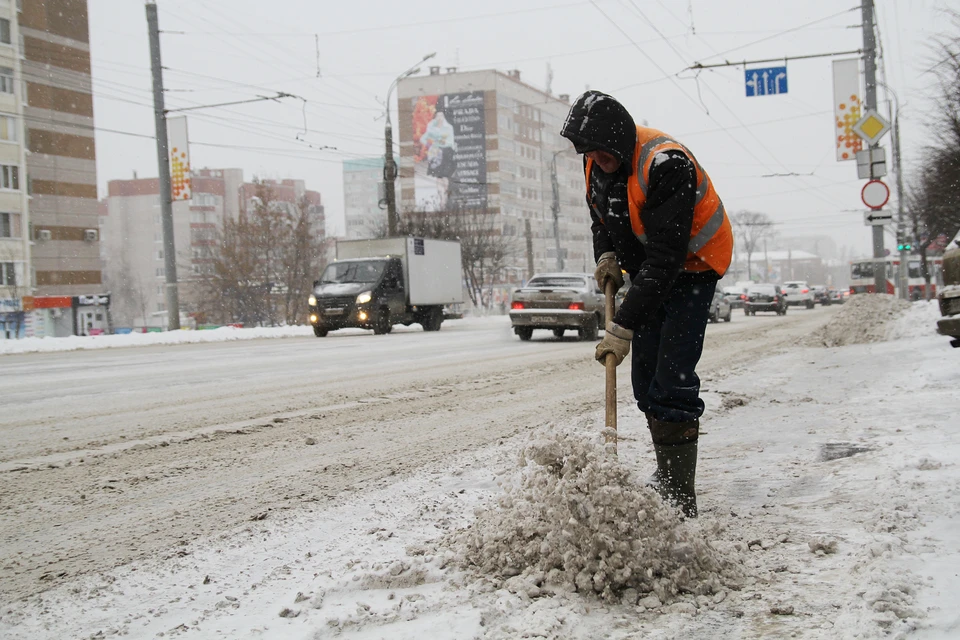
[89,0,949,257]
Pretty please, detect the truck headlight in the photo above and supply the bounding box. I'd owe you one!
[308,295,317,306]
[356,291,372,304]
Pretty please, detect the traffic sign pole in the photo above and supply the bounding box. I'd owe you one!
[861,0,886,294]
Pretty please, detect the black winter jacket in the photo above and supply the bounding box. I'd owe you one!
[560,91,719,329]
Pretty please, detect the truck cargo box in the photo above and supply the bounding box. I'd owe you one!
[335,237,462,306]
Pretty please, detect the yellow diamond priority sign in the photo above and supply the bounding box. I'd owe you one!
[852,109,891,145]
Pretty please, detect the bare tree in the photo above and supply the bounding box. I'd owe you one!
[103,252,152,328]
[731,211,777,281]
[907,9,960,297]
[279,195,324,325]
[199,181,323,325]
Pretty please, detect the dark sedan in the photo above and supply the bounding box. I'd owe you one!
[744,283,787,316]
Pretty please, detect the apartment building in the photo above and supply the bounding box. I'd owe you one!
[102,170,323,328]
[18,0,104,336]
[342,156,394,239]
[0,0,28,338]
[396,67,591,284]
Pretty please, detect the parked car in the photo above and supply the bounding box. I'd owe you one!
[782,280,815,309]
[826,287,845,305]
[722,285,746,309]
[744,283,787,315]
[709,290,733,323]
[509,273,607,341]
[812,285,829,305]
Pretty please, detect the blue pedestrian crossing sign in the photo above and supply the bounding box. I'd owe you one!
[745,66,788,97]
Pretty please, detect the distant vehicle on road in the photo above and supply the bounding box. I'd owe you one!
[509,273,607,341]
[308,238,463,337]
[722,285,747,309]
[812,285,829,305]
[744,283,787,316]
[849,255,942,299]
[826,287,845,305]
[709,290,733,323]
[782,281,815,309]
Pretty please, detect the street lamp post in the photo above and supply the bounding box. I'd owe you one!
[383,53,435,237]
[549,147,573,272]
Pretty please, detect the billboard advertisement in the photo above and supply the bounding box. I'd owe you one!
[411,91,486,211]
[168,116,192,200]
[832,59,863,162]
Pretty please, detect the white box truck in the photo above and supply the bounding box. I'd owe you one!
[308,237,463,336]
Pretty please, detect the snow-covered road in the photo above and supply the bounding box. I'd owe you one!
[3,301,958,639]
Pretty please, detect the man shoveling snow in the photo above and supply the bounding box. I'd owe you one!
[560,90,734,517]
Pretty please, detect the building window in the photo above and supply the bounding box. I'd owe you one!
[0,19,10,45]
[0,115,16,142]
[0,67,13,94]
[0,211,18,237]
[0,164,18,190]
[1,261,15,286]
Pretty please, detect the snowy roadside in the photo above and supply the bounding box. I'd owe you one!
[2,299,958,639]
[0,317,499,356]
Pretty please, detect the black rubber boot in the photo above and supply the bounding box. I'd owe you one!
[648,418,699,518]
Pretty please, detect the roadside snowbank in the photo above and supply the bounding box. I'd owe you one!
[803,294,914,347]
[0,317,497,356]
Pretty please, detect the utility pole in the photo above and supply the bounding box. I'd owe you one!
[383,116,398,237]
[524,219,535,280]
[549,152,564,272]
[861,0,886,295]
[146,1,180,330]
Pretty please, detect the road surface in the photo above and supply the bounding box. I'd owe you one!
[0,307,837,603]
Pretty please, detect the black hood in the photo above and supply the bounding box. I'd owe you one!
[560,91,637,175]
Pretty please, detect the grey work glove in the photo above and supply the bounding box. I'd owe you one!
[595,322,633,366]
[594,251,624,291]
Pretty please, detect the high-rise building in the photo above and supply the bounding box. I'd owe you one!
[102,170,323,328]
[18,0,104,336]
[342,156,394,239]
[0,0,29,339]
[396,67,591,282]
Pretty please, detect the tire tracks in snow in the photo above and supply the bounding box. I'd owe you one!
[0,309,836,603]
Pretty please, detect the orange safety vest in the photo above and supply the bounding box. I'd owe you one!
[586,125,733,276]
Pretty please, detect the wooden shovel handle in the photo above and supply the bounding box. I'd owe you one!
[604,280,618,444]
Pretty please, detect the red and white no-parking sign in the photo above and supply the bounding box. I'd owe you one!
[861,179,890,210]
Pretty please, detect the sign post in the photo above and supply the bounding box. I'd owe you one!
[861,179,890,210]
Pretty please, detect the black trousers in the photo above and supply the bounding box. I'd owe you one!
[631,277,717,423]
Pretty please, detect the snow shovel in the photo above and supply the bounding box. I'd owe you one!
[603,280,618,453]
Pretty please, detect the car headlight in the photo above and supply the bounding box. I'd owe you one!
[356,291,372,304]
[308,295,317,306]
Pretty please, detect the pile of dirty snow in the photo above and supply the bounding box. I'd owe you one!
[442,430,744,605]
[804,294,910,347]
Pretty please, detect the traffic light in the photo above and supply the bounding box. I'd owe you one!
[897,242,912,251]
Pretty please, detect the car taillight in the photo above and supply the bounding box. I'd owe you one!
[568,302,584,311]
[511,301,524,310]
[802,288,809,294]
[740,294,747,300]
